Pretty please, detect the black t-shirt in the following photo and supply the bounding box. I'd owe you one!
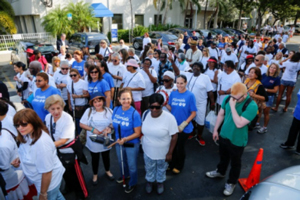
[255,85,268,102]
[0,81,9,100]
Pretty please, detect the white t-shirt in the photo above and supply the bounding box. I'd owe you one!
[217,70,241,104]
[269,59,282,68]
[16,72,30,99]
[155,85,177,112]
[143,37,151,49]
[204,68,217,91]
[45,111,75,154]
[244,46,257,59]
[239,45,248,60]
[255,42,262,52]
[122,71,145,102]
[186,49,202,65]
[142,111,178,160]
[281,61,300,82]
[266,53,274,64]
[2,115,18,137]
[99,47,112,57]
[150,58,160,74]
[0,129,18,170]
[53,71,71,100]
[208,47,220,59]
[200,56,209,69]
[67,58,75,66]
[282,34,289,43]
[120,45,129,51]
[67,79,88,106]
[80,108,113,153]
[108,63,127,88]
[221,53,238,64]
[18,131,65,193]
[140,69,158,97]
[175,60,190,72]
[185,73,214,105]
[244,64,268,75]
[47,64,60,76]
[57,54,66,61]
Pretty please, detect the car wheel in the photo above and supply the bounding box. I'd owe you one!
[133,41,140,50]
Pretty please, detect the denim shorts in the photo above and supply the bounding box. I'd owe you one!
[266,95,275,107]
[281,79,296,87]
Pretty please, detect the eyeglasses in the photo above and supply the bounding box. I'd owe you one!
[149,105,162,110]
[90,71,99,74]
[61,68,69,70]
[70,74,77,77]
[230,95,244,101]
[14,122,29,128]
[35,80,42,82]
[162,79,171,83]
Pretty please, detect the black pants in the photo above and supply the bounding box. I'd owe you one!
[285,117,300,152]
[90,151,110,175]
[217,137,245,184]
[141,96,150,114]
[63,159,88,198]
[169,132,189,170]
[64,100,71,114]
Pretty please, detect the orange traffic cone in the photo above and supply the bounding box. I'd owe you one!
[238,148,263,192]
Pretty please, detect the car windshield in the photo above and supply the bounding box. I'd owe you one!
[33,45,54,52]
[165,34,178,40]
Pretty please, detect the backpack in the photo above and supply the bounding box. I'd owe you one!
[224,97,258,131]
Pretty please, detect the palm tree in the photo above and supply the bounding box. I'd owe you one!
[0,0,17,34]
[153,0,163,25]
[129,0,134,42]
[207,0,227,28]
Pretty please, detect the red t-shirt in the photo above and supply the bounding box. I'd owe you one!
[29,55,47,70]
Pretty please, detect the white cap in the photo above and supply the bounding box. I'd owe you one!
[163,71,175,80]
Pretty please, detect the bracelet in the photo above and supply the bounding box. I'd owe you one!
[40,192,47,197]
[123,137,127,142]
[91,127,94,133]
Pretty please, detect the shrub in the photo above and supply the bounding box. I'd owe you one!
[148,23,180,31]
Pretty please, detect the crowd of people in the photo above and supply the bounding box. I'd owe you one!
[1,29,300,200]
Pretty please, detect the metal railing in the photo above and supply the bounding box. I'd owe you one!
[0,32,56,51]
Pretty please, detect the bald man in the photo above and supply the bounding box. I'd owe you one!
[244,54,268,75]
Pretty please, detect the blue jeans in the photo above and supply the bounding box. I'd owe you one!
[40,182,65,200]
[115,143,139,186]
[144,153,168,183]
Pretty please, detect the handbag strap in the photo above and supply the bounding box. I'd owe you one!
[50,116,74,149]
[125,73,138,87]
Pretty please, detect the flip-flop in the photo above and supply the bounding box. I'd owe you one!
[271,108,278,112]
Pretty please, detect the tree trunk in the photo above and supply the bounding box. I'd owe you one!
[213,4,219,28]
[273,19,279,26]
[184,0,189,27]
[162,0,169,25]
[256,11,262,36]
[130,0,134,42]
[203,0,208,29]
[237,0,244,30]
[294,11,300,26]
[156,0,162,25]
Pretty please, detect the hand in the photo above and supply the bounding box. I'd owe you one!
[165,153,172,162]
[17,92,22,97]
[21,100,28,104]
[69,105,72,111]
[72,94,78,98]
[229,97,237,108]
[13,76,18,81]
[11,158,20,168]
[168,54,174,62]
[178,126,183,133]
[213,131,219,141]
[93,129,102,135]
[39,194,47,200]
[218,90,225,95]
[248,90,254,97]
[117,138,125,145]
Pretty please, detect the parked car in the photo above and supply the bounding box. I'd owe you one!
[240,165,300,200]
[167,28,203,40]
[196,29,217,46]
[132,31,178,50]
[32,44,59,63]
[211,28,238,43]
[220,28,239,42]
[68,32,110,55]
[222,28,248,39]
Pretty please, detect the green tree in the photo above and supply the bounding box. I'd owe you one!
[207,0,228,28]
[231,0,255,30]
[0,0,17,34]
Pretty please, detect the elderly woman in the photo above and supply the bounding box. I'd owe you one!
[30,72,61,121]
[54,60,71,112]
[166,75,197,174]
[44,95,88,199]
[121,59,146,115]
[67,69,89,135]
[80,93,114,185]
[95,40,112,60]
[176,53,191,73]
[72,50,85,77]
[112,88,142,193]
[142,93,178,194]
[13,109,65,199]
[184,62,215,146]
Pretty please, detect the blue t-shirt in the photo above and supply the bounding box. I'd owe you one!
[168,90,197,134]
[72,60,85,76]
[102,72,115,89]
[294,89,300,120]
[88,80,110,99]
[261,74,280,96]
[218,42,226,49]
[112,106,141,144]
[32,86,61,121]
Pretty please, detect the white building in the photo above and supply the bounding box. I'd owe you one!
[9,0,215,35]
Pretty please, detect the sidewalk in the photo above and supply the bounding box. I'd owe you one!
[287,35,300,44]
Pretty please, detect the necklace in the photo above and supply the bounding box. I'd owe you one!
[187,75,200,91]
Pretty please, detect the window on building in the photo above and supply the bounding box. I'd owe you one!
[112,14,123,29]
[135,15,144,26]
[154,15,162,25]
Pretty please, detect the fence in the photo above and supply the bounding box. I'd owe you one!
[0,32,56,51]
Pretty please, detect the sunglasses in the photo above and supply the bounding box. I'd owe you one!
[14,122,29,128]
[61,68,69,70]
[149,105,162,110]
[230,95,244,101]
[113,59,118,62]
[162,79,171,83]
[70,74,77,77]
[255,59,259,62]
[90,71,99,74]
[35,80,42,82]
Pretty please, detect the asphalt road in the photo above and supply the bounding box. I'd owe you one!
[1,45,300,200]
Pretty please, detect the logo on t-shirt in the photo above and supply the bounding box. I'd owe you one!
[113,114,130,127]
[171,98,186,107]
[33,95,46,103]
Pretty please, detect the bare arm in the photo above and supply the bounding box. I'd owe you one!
[104,91,111,107]
[229,98,250,128]
[118,126,141,145]
[54,138,69,147]
[165,133,178,162]
[39,171,52,199]
[127,87,145,91]
[186,111,196,124]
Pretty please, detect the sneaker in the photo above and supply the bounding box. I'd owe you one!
[157,182,164,194]
[282,96,287,100]
[257,127,267,134]
[172,168,181,174]
[206,169,225,178]
[125,185,136,193]
[280,143,294,149]
[116,176,130,184]
[145,182,153,194]
[196,137,206,146]
[188,134,196,140]
[254,123,261,129]
[223,183,236,196]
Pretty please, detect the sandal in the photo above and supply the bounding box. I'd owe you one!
[271,107,278,112]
